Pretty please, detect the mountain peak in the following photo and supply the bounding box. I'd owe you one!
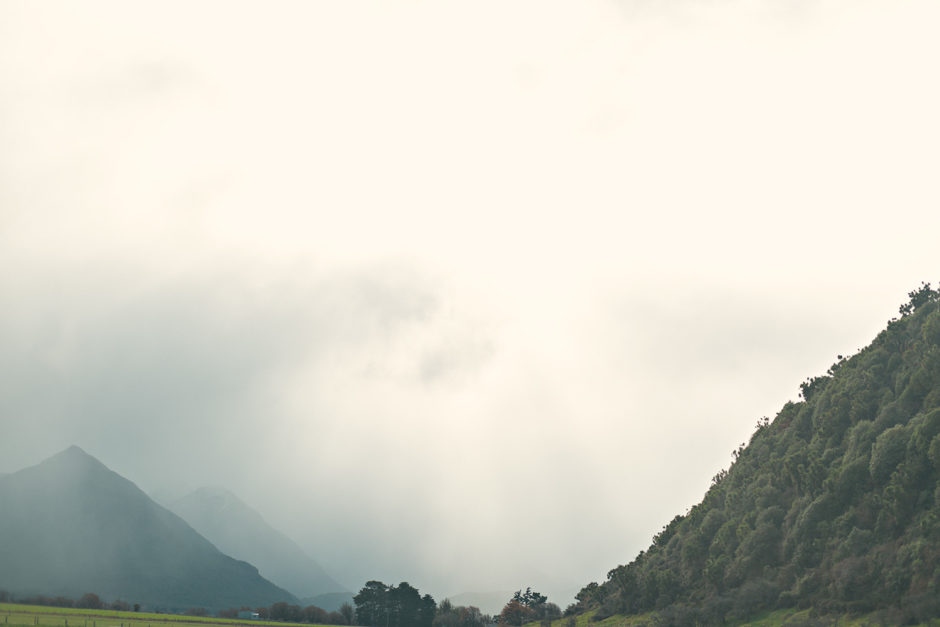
[59,444,91,458]
[42,445,108,472]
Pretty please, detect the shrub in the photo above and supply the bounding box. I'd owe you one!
[870,425,909,484]
[728,579,779,621]
[303,605,328,624]
[77,594,103,610]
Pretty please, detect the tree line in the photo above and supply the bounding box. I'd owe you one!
[351,581,582,627]
[216,601,354,625]
[351,582,567,627]
[2,582,563,627]
[0,591,139,612]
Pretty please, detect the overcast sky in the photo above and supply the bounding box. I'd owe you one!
[2,0,940,608]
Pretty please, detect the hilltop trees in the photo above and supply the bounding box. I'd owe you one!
[512,588,546,609]
[899,281,939,317]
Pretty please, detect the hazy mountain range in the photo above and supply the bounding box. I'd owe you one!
[167,486,347,600]
[0,445,494,614]
[0,446,298,611]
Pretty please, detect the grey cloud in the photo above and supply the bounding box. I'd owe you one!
[418,333,494,384]
[60,59,206,109]
[609,286,865,386]
[610,0,821,29]
[86,60,196,97]
[0,263,442,481]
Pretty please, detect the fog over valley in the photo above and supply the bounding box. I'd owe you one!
[2,0,940,612]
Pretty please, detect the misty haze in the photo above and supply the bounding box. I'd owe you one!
[2,1,940,626]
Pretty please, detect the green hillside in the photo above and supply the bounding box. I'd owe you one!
[573,284,940,625]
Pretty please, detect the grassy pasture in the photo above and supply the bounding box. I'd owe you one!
[0,605,329,627]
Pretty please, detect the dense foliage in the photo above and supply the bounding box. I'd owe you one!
[353,581,436,627]
[433,598,488,627]
[0,592,139,612]
[575,284,940,625]
[352,582,492,627]
[217,600,353,625]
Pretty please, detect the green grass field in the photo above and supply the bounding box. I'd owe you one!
[0,604,329,627]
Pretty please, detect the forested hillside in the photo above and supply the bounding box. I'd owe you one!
[574,284,940,625]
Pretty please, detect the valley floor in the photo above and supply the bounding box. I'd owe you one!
[0,605,328,627]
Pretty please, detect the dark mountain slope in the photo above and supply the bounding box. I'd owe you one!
[0,446,297,611]
[576,284,940,625]
[169,487,346,599]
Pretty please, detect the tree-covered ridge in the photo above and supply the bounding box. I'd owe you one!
[575,284,940,625]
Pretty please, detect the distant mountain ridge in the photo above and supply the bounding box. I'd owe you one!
[0,446,297,611]
[169,487,346,599]
[299,593,355,614]
[574,285,940,624]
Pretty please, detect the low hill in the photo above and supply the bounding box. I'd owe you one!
[575,284,940,625]
[299,593,355,613]
[0,446,297,611]
[169,487,346,599]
